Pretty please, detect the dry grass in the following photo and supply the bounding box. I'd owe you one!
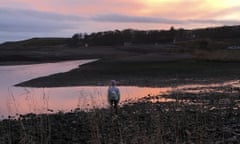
[1,95,240,144]
[192,49,240,61]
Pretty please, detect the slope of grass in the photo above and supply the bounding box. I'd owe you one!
[0,38,70,48]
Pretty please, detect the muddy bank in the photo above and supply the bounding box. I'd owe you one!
[2,80,240,143]
[16,59,240,87]
[0,40,239,88]
[0,44,180,66]
[1,41,239,87]
[1,98,240,143]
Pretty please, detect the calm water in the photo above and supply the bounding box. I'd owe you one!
[1,60,239,119]
[0,60,171,118]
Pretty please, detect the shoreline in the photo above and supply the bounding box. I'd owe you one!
[1,89,240,143]
[15,59,240,88]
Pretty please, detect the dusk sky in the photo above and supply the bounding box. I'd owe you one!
[0,0,240,43]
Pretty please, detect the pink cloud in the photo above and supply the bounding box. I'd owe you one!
[1,0,239,20]
[0,0,144,15]
[0,0,239,43]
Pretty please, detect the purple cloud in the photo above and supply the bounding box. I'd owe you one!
[92,14,183,24]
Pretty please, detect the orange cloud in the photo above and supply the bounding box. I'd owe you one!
[136,0,240,20]
[0,0,239,43]
[1,0,239,20]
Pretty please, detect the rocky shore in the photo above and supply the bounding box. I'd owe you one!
[1,83,240,143]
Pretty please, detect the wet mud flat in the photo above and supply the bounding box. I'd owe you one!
[16,59,240,88]
[1,42,239,88]
[1,81,240,144]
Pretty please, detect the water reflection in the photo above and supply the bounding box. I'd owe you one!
[1,60,240,119]
[5,86,171,117]
[0,60,96,118]
[0,60,171,118]
[176,80,240,93]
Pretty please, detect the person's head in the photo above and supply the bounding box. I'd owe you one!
[110,80,117,86]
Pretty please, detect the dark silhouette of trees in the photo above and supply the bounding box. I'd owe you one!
[70,25,240,46]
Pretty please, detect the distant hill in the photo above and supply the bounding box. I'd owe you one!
[0,38,70,49]
[0,25,240,49]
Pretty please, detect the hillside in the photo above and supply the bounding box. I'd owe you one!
[0,25,240,65]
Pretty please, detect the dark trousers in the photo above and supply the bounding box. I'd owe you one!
[109,100,119,114]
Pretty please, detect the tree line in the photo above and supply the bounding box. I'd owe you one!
[70,25,240,46]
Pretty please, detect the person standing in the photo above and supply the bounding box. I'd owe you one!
[108,80,120,114]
